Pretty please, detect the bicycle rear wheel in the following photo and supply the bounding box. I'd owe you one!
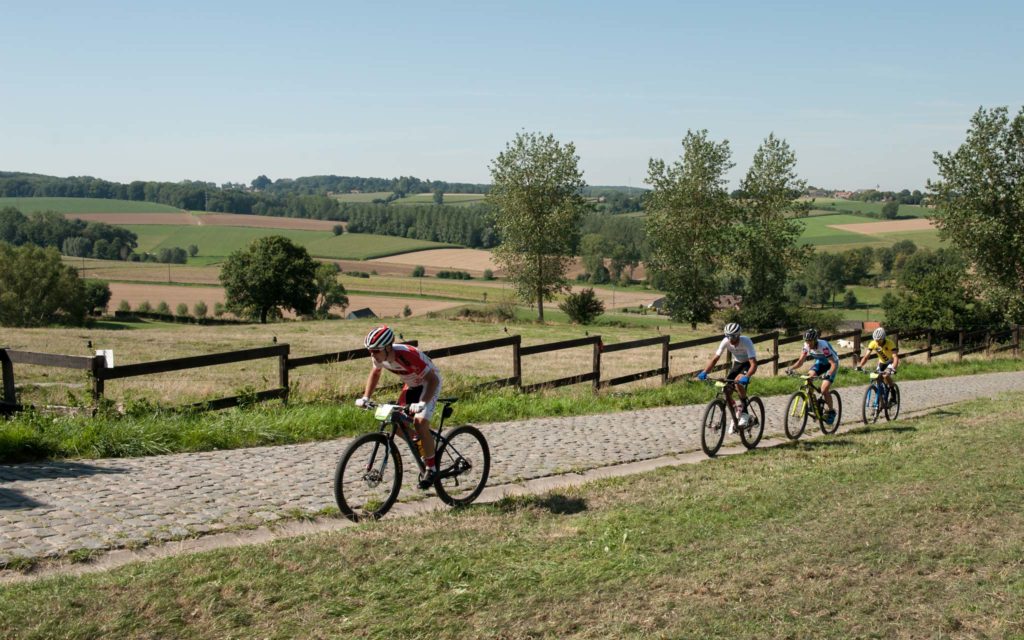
[862,385,881,425]
[821,390,843,434]
[784,392,808,440]
[334,433,403,522]
[433,425,490,507]
[884,384,901,421]
[700,399,727,457]
[739,396,765,450]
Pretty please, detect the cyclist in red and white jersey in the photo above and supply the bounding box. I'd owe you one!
[355,325,443,488]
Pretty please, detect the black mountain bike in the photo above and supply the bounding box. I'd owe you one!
[784,371,842,440]
[858,367,901,424]
[334,398,490,521]
[698,378,765,457]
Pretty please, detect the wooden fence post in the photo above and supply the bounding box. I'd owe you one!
[958,330,965,362]
[926,329,933,363]
[661,335,670,385]
[512,335,522,390]
[1014,325,1021,359]
[592,339,602,393]
[90,354,106,404]
[279,344,290,404]
[892,331,899,353]
[771,332,779,376]
[1,348,16,406]
[853,332,862,365]
[985,330,992,358]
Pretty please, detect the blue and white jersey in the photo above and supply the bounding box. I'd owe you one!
[802,339,839,366]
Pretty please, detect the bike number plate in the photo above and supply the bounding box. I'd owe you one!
[374,404,396,420]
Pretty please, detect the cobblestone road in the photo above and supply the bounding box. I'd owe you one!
[2,371,1023,564]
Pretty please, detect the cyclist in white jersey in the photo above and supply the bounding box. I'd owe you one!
[697,322,758,432]
[355,325,443,488]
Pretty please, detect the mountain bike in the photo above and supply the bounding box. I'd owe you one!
[697,378,765,457]
[783,371,842,440]
[334,398,490,521]
[857,367,901,424]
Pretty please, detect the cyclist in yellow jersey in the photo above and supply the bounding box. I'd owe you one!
[856,327,900,403]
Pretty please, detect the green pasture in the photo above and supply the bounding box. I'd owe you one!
[330,191,393,203]
[797,213,942,251]
[0,197,183,214]
[396,193,487,207]
[122,225,457,261]
[803,197,931,218]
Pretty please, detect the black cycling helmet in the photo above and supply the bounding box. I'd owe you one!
[803,328,819,342]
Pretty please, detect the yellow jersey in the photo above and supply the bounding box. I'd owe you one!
[866,338,898,364]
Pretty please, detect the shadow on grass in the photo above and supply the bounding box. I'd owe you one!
[491,493,588,516]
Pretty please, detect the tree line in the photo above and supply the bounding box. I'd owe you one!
[344,203,500,248]
[0,208,138,260]
[251,174,490,196]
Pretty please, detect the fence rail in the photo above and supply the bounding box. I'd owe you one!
[1,324,1020,415]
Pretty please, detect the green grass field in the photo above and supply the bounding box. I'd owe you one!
[0,197,183,214]
[804,197,932,218]
[122,225,457,261]
[2,391,1022,638]
[797,213,943,251]
[395,193,487,207]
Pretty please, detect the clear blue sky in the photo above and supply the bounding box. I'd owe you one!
[2,0,1022,191]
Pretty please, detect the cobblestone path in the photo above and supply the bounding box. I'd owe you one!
[2,371,1023,564]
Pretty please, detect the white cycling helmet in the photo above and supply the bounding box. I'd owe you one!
[723,322,741,338]
[872,327,887,341]
[364,325,395,350]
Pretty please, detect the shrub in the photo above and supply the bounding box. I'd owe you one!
[137,300,152,313]
[482,269,494,280]
[213,302,225,317]
[194,301,208,318]
[176,303,189,317]
[403,304,412,317]
[156,301,171,315]
[559,288,605,324]
[332,224,344,236]
[344,271,370,278]
[843,290,858,309]
[411,265,425,277]
[437,270,473,280]
[117,300,131,312]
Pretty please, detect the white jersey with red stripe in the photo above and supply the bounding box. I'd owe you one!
[373,344,439,387]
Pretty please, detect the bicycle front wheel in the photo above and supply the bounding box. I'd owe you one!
[884,384,901,421]
[862,385,881,425]
[821,390,843,434]
[739,397,765,450]
[700,399,727,457]
[784,392,809,440]
[334,433,403,522]
[434,425,490,507]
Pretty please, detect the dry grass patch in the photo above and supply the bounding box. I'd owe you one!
[828,218,935,234]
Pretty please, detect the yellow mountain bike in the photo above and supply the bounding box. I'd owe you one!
[783,371,842,440]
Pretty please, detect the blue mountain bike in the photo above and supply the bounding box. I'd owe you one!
[859,367,900,424]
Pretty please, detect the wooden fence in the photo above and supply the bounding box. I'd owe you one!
[1,324,1020,415]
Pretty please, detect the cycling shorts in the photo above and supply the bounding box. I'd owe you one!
[398,383,440,421]
[726,361,752,385]
[810,362,836,382]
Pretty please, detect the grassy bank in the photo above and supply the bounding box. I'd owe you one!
[2,392,1022,638]
[2,358,1023,463]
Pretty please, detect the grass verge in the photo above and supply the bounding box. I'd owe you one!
[2,358,1023,463]
[1,392,1022,638]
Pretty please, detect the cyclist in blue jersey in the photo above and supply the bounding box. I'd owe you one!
[786,328,840,425]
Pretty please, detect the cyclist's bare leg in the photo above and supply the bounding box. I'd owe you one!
[413,416,436,460]
[821,379,834,410]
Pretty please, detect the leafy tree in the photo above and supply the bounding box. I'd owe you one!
[489,131,587,322]
[930,106,1024,323]
[213,302,225,317]
[580,233,609,278]
[137,300,152,312]
[176,302,189,317]
[0,243,87,327]
[843,290,858,309]
[841,247,874,284]
[876,247,896,276]
[882,249,991,331]
[251,175,272,191]
[220,236,319,323]
[193,301,208,318]
[83,280,112,315]
[881,200,899,219]
[733,134,809,328]
[156,301,171,315]
[313,262,349,318]
[62,236,93,258]
[403,304,412,317]
[482,268,494,281]
[646,130,734,328]
[558,288,605,324]
[433,189,444,205]
[187,244,199,257]
[332,224,344,236]
[117,299,131,312]
[803,252,847,307]
[411,265,425,277]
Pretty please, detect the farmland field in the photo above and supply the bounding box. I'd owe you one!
[64,211,346,232]
[395,193,487,206]
[802,197,931,218]
[798,213,943,250]
[121,224,457,261]
[367,248,499,273]
[0,197,182,214]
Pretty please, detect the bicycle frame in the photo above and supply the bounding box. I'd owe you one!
[370,403,450,477]
[789,375,825,422]
[704,378,746,420]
